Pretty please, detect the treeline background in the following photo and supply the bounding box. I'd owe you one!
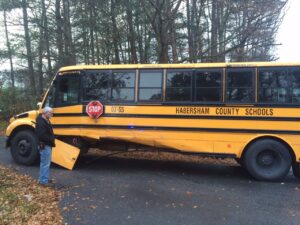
[0,0,287,119]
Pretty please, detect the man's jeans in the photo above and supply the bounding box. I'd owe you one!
[39,145,52,184]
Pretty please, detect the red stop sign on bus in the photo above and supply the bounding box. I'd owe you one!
[86,101,104,119]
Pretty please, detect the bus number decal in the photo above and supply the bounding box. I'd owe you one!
[111,106,125,113]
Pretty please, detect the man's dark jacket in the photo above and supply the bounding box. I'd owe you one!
[35,115,55,147]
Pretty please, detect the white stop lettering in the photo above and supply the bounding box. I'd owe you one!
[89,105,101,112]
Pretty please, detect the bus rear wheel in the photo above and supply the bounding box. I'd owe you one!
[10,130,39,165]
[292,162,300,179]
[243,139,291,181]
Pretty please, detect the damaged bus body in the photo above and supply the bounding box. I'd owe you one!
[5,62,300,181]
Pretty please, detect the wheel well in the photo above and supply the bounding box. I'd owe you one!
[7,125,35,147]
[241,136,296,163]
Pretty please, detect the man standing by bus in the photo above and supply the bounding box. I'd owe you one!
[35,106,55,187]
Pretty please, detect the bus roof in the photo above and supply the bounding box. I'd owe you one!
[58,62,300,72]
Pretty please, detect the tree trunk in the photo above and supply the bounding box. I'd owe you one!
[3,10,15,88]
[41,0,53,80]
[210,0,218,62]
[22,0,37,98]
[111,0,120,64]
[135,3,144,63]
[169,12,178,63]
[186,0,192,62]
[55,0,64,68]
[217,1,225,62]
[38,23,44,96]
[95,31,100,64]
[126,0,138,63]
[62,0,76,65]
[89,0,95,64]
[158,29,169,63]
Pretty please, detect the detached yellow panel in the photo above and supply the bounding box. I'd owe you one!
[52,139,80,170]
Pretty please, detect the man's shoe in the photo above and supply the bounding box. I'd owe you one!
[48,179,55,184]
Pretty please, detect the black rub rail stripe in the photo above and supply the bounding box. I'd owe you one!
[53,113,85,117]
[53,113,300,121]
[51,124,300,135]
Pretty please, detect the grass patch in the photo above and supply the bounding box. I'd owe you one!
[0,165,63,225]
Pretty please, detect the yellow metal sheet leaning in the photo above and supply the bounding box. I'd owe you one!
[52,139,80,170]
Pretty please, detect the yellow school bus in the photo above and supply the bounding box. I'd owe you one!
[5,62,300,181]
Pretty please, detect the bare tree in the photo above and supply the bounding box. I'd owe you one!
[55,0,64,68]
[22,0,37,97]
[62,0,76,65]
[3,9,14,88]
[141,0,183,63]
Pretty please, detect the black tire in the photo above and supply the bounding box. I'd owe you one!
[10,130,39,165]
[292,162,300,179]
[243,139,291,181]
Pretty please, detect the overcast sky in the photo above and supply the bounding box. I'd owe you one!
[276,0,300,62]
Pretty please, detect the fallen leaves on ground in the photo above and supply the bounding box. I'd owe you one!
[88,148,238,166]
[0,165,63,225]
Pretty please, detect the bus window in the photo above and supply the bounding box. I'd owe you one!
[111,70,135,101]
[84,70,110,102]
[56,75,81,106]
[166,69,192,101]
[258,68,290,103]
[138,70,162,101]
[195,70,222,102]
[226,69,254,102]
[290,68,300,103]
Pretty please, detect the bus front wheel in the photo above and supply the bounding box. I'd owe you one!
[10,130,39,165]
[243,139,291,181]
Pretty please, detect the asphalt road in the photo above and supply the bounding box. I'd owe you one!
[1,136,300,225]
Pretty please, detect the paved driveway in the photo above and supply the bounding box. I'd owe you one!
[0,137,300,225]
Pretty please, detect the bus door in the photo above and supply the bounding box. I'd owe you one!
[51,72,83,121]
[42,72,82,169]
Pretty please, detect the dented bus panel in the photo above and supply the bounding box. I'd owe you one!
[52,139,80,170]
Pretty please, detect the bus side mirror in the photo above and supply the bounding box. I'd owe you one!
[37,102,42,109]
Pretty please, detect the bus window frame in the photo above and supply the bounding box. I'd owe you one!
[110,69,136,103]
[54,72,83,107]
[194,68,223,103]
[289,66,300,104]
[82,69,112,104]
[165,68,194,103]
[225,68,256,104]
[257,66,300,105]
[138,69,164,103]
